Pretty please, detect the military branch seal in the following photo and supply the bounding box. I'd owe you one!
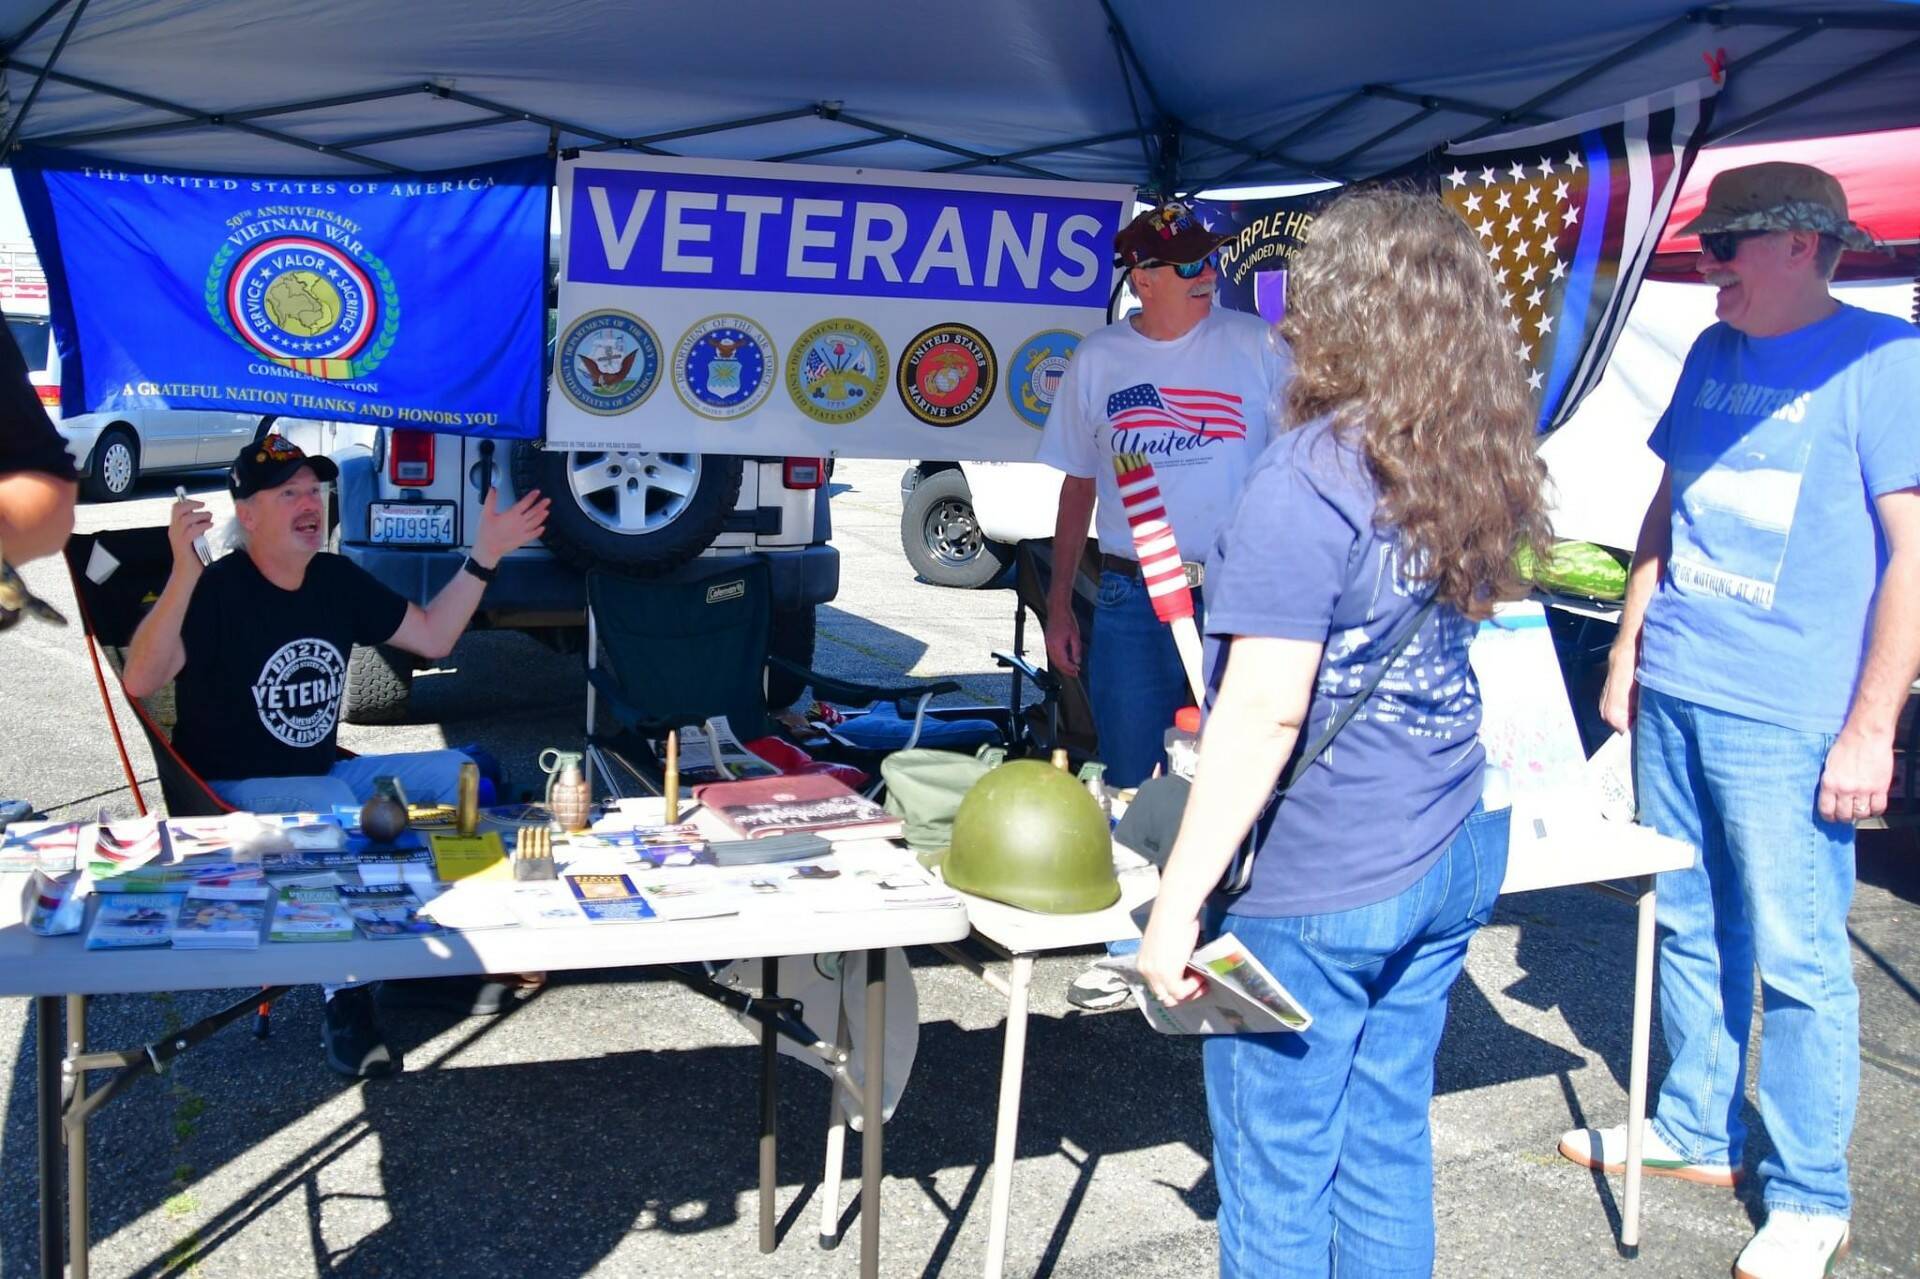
[556,310,662,416]
[1006,330,1080,430]
[898,322,996,427]
[673,314,775,420]
[786,319,889,425]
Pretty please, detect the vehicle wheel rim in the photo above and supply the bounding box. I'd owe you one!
[102,441,133,493]
[924,497,983,566]
[564,450,700,534]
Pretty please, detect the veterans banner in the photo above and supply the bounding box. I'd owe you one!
[548,155,1132,460]
[13,152,551,439]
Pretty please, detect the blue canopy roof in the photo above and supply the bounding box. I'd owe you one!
[1,1,1917,185]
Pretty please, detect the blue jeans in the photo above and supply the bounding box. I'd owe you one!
[1087,570,1198,789]
[210,749,474,812]
[1204,806,1508,1279]
[1635,686,1858,1219]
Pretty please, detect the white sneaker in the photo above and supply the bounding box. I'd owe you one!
[1556,1118,1739,1186]
[1066,964,1132,1011]
[1734,1211,1851,1279]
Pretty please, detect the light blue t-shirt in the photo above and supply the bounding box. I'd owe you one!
[1640,304,1920,734]
[1202,418,1484,917]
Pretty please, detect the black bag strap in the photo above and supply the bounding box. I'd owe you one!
[1277,596,1440,796]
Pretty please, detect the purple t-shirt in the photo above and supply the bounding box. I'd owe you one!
[1202,418,1485,916]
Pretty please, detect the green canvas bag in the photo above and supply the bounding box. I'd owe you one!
[881,745,1007,854]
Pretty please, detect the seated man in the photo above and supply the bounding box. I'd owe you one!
[123,434,549,1078]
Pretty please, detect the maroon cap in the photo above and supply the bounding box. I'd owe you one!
[1113,199,1229,269]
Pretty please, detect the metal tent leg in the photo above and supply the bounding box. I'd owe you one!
[35,996,62,1279]
[1622,875,1658,1252]
[818,1001,851,1249]
[759,956,779,1253]
[984,953,1036,1279]
[859,948,887,1279]
[66,993,89,1279]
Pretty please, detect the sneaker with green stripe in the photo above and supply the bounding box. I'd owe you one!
[1556,1118,1740,1186]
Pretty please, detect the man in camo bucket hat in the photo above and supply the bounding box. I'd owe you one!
[1558,160,1918,1279]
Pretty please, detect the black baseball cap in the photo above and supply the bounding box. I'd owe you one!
[228,433,338,499]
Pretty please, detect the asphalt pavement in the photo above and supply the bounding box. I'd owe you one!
[0,459,1915,1278]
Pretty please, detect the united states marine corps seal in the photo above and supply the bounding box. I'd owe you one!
[557,310,662,416]
[898,323,996,427]
[674,315,775,420]
[786,319,888,425]
[1006,330,1080,430]
[205,213,400,380]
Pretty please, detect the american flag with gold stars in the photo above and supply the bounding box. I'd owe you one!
[1436,80,1715,431]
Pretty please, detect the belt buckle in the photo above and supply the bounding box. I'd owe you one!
[1181,561,1204,589]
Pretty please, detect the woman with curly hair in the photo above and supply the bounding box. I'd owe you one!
[1137,186,1551,1278]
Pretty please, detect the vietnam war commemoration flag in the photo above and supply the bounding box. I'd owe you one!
[1198,79,1713,435]
[13,152,552,438]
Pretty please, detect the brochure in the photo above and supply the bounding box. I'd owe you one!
[576,820,711,867]
[1096,933,1313,1035]
[86,892,184,950]
[25,869,87,936]
[429,830,511,883]
[564,872,659,923]
[338,884,443,940]
[653,715,780,785]
[0,820,82,874]
[269,886,356,943]
[416,881,520,931]
[506,881,589,929]
[88,818,165,876]
[173,890,268,950]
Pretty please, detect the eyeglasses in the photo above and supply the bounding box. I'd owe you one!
[1140,253,1218,279]
[1699,230,1768,263]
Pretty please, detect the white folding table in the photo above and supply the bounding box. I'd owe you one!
[1,836,969,1279]
[940,818,1693,1279]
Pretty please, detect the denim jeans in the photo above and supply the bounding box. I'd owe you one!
[1087,569,1199,789]
[210,748,473,812]
[1635,686,1858,1219]
[1203,805,1508,1279]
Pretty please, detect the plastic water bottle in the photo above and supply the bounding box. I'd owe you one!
[1164,706,1202,781]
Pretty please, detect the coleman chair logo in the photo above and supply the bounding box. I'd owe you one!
[706,580,747,605]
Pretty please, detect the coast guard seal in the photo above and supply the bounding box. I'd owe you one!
[786,319,889,425]
[898,323,996,427]
[557,310,662,416]
[673,315,774,420]
[1006,330,1080,430]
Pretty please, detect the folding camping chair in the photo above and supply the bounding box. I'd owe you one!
[61,526,298,1035]
[989,538,1102,768]
[584,557,1008,798]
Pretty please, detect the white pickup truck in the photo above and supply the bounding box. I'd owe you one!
[897,460,1063,588]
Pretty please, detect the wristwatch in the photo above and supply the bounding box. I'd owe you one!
[460,556,498,584]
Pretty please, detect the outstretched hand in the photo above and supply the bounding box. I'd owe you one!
[472,487,550,566]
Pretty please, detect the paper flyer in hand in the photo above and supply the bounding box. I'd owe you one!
[1097,933,1312,1035]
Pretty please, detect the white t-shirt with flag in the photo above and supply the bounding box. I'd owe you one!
[1037,307,1290,562]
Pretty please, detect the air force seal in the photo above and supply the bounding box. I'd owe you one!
[1007,330,1080,430]
[206,212,400,380]
[557,310,662,416]
[786,319,888,425]
[898,323,996,427]
[674,315,775,420]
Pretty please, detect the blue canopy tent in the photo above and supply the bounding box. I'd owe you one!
[0,1,1917,187]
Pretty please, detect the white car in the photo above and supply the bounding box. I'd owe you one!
[7,311,267,500]
[898,460,1065,588]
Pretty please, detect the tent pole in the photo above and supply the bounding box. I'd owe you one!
[0,0,87,158]
[1707,34,1920,143]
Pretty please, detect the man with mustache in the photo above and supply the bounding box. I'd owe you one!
[124,434,548,1078]
[1558,163,1920,1279]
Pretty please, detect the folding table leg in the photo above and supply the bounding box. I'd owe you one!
[1622,875,1658,1251]
[35,995,61,1279]
[859,948,886,1279]
[66,993,90,1279]
[818,1001,851,1249]
[983,952,1035,1279]
[759,957,779,1254]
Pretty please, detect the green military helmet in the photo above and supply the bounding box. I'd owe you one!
[945,760,1119,914]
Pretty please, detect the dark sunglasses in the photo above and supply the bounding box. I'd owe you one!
[1141,253,1218,279]
[1699,230,1768,262]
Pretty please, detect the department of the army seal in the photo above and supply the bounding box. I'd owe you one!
[556,310,662,416]
[1005,330,1080,430]
[897,323,996,427]
[673,314,775,420]
[786,319,889,425]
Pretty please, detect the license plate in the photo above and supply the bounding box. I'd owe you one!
[369,501,455,546]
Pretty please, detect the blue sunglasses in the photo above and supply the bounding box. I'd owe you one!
[1141,253,1218,279]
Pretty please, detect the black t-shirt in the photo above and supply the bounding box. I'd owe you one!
[0,322,75,478]
[173,552,409,781]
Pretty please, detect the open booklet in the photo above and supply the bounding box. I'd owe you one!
[1096,933,1313,1035]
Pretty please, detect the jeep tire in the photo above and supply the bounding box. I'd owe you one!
[514,443,742,575]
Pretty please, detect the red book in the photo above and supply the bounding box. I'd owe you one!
[694,774,904,842]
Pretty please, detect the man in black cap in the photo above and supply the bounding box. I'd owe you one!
[1036,199,1292,1009]
[123,433,548,1076]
